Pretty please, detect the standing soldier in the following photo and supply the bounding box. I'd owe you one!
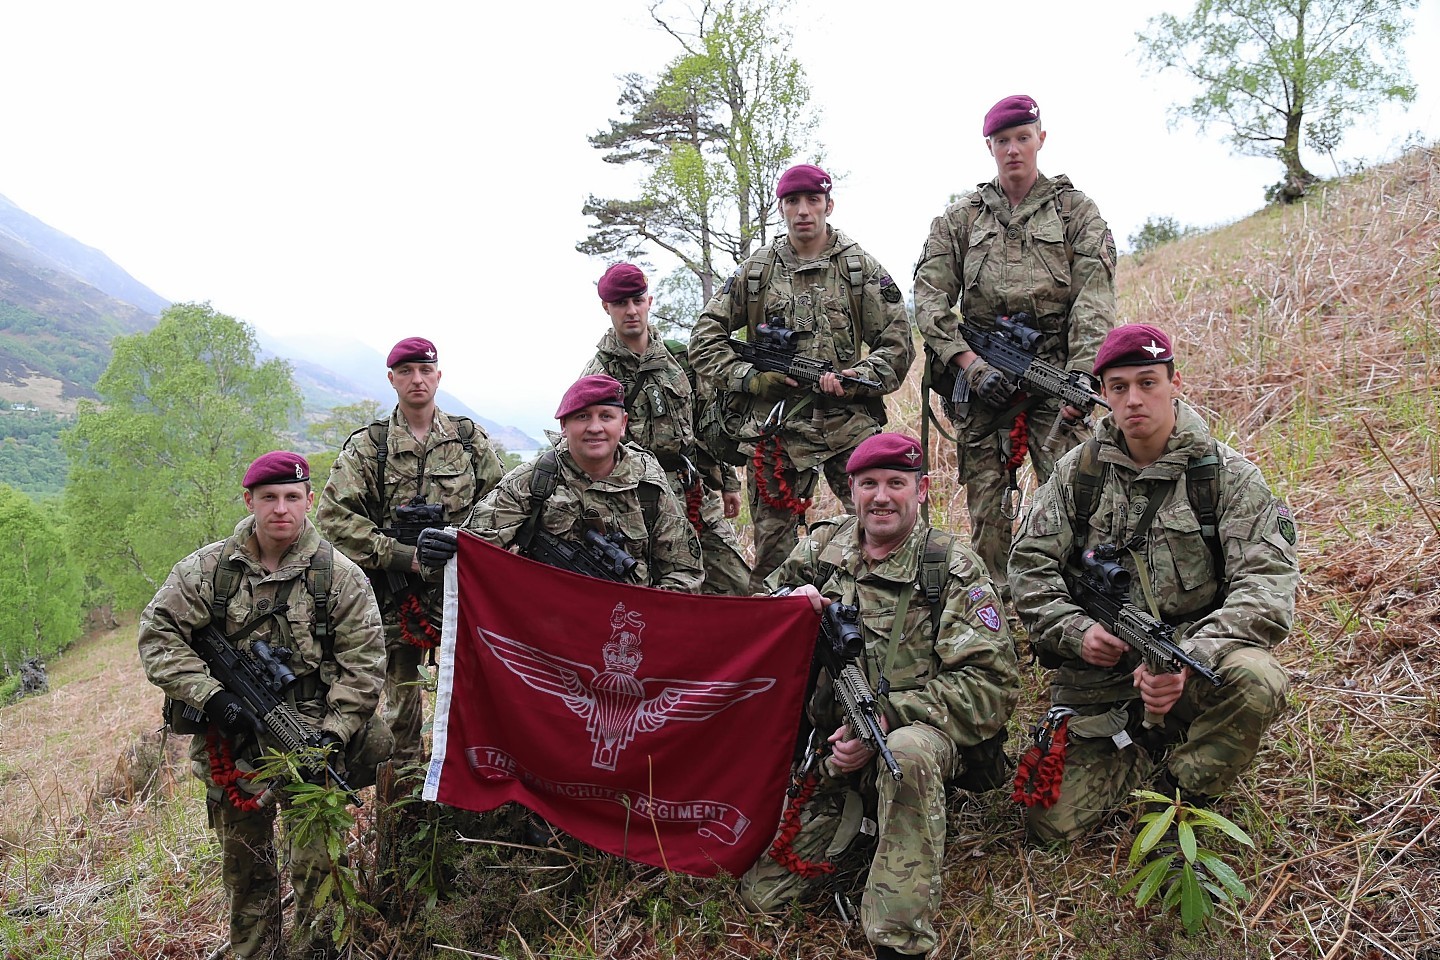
[425,374,702,592]
[913,94,1117,609]
[741,433,1019,960]
[1009,324,1297,843]
[317,337,504,768]
[689,163,914,591]
[139,452,391,959]
[581,262,750,594]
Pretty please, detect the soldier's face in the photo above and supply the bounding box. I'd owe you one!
[986,123,1045,186]
[781,192,833,246]
[850,469,929,549]
[603,295,652,346]
[561,405,628,472]
[1102,364,1182,446]
[388,362,441,410]
[244,482,313,550]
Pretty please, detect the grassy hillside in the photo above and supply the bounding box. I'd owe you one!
[1,148,1436,959]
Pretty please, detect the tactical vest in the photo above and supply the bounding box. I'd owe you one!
[349,413,486,520]
[811,519,1009,791]
[740,243,867,356]
[513,449,664,570]
[921,184,1077,402]
[1070,437,1224,581]
[163,537,335,734]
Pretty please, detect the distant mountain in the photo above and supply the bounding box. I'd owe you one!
[0,193,538,457]
[0,194,168,315]
[254,330,539,453]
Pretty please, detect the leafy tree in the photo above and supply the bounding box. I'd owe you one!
[1128,215,1199,254]
[1137,0,1419,200]
[578,0,822,313]
[61,302,301,610]
[308,400,385,451]
[0,483,84,675]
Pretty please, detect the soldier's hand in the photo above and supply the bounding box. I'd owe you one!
[318,732,346,779]
[818,371,846,397]
[205,690,259,738]
[417,527,459,567]
[827,721,883,775]
[1080,623,1127,668]
[722,491,741,519]
[962,357,1013,405]
[1134,664,1189,717]
[743,369,793,400]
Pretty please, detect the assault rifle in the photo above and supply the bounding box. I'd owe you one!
[1072,544,1223,728]
[818,602,902,781]
[174,624,361,805]
[953,314,1110,451]
[730,323,882,392]
[380,496,445,546]
[527,528,639,583]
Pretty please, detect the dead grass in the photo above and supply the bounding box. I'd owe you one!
[3,148,1439,959]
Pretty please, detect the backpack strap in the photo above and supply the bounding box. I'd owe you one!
[515,450,561,554]
[366,417,391,519]
[744,246,777,340]
[210,537,245,629]
[1071,438,1106,545]
[918,527,954,641]
[1071,437,1225,581]
[307,540,335,662]
[1185,441,1224,583]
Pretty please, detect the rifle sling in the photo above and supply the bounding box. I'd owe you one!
[1123,479,1177,621]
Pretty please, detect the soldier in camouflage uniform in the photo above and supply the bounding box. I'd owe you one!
[453,374,703,593]
[741,434,1019,960]
[913,94,1116,606]
[689,164,914,592]
[139,452,391,959]
[580,262,751,594]
[317,336,504,767]
[1009,325,1297,843]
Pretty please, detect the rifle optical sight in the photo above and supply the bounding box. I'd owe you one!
[994,314,1043,351]
[757,322,799,349]
[249,639,299,696]
[1082,545,1131,593]
[822,602,865,660]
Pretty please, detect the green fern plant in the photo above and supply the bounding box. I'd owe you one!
[1121,788,1254,933]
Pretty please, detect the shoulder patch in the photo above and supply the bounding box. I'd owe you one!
[878,274,902,303]
[976,603,1002,632]
[1276,501,1296,545]
[1102,228,1117,272]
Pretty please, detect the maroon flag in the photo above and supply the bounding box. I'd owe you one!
[423,531,817,877]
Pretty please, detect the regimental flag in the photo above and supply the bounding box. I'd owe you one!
[424,531,817,877]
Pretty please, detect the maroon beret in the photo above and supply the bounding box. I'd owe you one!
[1094,324,1175,376]
[386,336,438,368]
[243,451,310,489]
[845,433,925,474]
[983,94,1040,137]
[597,263,648,302]
[555,374,626,420]
[776,163,833,199]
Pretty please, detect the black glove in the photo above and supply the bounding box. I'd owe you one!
[963,357,1013,405]
[318,732,346,778]
[743,369,791,401]
[205,690,258,738]
[416,527,459,567]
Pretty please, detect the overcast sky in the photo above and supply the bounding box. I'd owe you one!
[2,0,1435,442]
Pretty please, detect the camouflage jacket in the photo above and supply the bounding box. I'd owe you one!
[137,516,386,744]
[464,438,703,593]
[317,406,504,616]
[581,325,739,494]
[913,173,1116,407]
[1010,401,1299,705]
[689,228,915,470]
[765,517,1019,748]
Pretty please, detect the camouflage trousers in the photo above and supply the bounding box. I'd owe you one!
[955,399,1088,605]
[202,716,391,958]
[746,450,854,593]
[667,472,751,596]
[381,627,433,767]
[1026,646,1289,844]
[741,723,957,957]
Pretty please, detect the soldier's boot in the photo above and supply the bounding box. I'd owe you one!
[873,946,927,960]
